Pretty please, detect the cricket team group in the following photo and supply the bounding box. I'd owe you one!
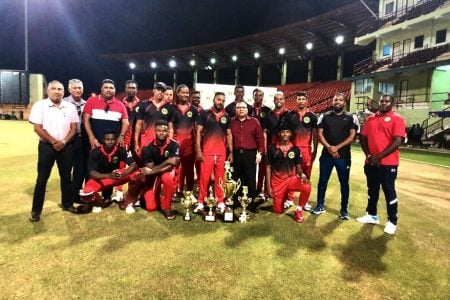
[28,78,406,235]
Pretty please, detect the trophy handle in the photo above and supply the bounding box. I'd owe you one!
[235,179,241,193]
[218,178,224,192]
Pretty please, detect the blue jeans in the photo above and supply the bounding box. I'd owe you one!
[316,155,351,212]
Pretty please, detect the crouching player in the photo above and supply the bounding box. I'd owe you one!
[80,131,139,213]
[123,120,180,219]
[266,125,311,223]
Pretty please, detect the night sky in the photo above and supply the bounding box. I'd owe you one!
[0,0,358,94]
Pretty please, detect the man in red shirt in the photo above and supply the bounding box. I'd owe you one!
[172,84,198,193]
[195,92,233,213]
[357,95,406,235]
[134,82,174,155]
[230,102,264,213]
[266,126,311,223]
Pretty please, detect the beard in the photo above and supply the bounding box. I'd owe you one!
[333,106,344,113]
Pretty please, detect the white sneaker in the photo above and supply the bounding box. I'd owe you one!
[384,221,397,235]
[284,200,294,209]
[92,206,102,213]
[112,191,123,202]
[258,193,266,202]
[356,213,380,224]
[125,205,135,214]
[193,203,204,213]
[303,202,312,211]
[217,202,225,214]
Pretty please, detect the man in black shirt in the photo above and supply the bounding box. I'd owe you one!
[80,132,139,213]
[311,93,359,219]
[225,85,253,118]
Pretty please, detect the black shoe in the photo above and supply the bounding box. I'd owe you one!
[162,210,176,220]
[248,205,259,214]
[29,211,40,222]
[62,205,80,214]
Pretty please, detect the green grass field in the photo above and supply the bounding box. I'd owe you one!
[1,120,449,299]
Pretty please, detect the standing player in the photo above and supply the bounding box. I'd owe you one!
[284,91,318,211]
[225,85,253,118]
[190,90,203,189]
[250,88,272,199]
[28,81,80,221]
[172,84,198,194]
[134,82,174,155]
[266,125,311,223]
[312,93,359,219]
[357,95,406,235]
[195,92,233,213]
[80,132,139,213]
[163,86,174,104]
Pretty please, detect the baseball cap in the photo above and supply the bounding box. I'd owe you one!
[154,82,167,91]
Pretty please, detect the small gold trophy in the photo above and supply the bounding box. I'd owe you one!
[180,191,197,221]
[238,186,252,223]
[220,161,241,222]
[204,187,217,222]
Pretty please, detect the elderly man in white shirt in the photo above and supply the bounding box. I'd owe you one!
[28,80,80,222]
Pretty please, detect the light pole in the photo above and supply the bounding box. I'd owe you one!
[24,0,29,72]
[129,62,136,80]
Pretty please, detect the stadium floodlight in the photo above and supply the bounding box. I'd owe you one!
[189,59,196,67]
[210,58,216,65]
[335,35,344,45]
[232,55,238,62]
[254,52,260,59]
[128,62,136,70]
[169,59,177,68]
[278,47,285,55]
[305,42,313,50]
[150,61,157,69]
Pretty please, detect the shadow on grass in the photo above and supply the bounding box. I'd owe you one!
[337,225,393,282]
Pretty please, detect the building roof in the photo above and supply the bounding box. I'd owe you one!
[104,1,378,72]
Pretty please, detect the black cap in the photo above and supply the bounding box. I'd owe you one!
[153,82,167,91]
[278,122,291,132]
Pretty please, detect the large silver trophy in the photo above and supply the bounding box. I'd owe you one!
[219,161,241,222]
[238,186,252,223]
[180,191,197,221]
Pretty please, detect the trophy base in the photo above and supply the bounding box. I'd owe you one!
[183,216,192,221]
[204,213,216,222]
[223,208,235,223]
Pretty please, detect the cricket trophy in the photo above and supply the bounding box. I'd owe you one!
[238,186,252,223]
[220,161,241,222]
[180,191,197,221]
[204,187,217,222]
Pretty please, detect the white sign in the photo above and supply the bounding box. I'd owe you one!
[195,83,278,110]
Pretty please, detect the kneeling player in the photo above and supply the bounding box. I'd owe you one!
[124,120,180,220]
[80,131,139,213]
[266,126,311,223]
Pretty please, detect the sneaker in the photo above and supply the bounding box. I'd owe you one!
[384,221,397,235]
[284,200,294,209]
[162,210,176,220]
[112,191,123,202]
[294,210,304,223]
[303,202,312,211]
[92,206,102,213]
[217,202,225,214]
[339,212,350,220]
[258,193,266,202]
[311,206,326,215]
[193,203,204,213]
[356,213,380,224]
[125,205,135,214]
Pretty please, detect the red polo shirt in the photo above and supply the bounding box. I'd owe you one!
[361,110,406,166]
[230,116,264,153]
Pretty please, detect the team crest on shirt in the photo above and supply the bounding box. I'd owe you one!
[135,106,139,113]
[384,117,391,122]
[288,151,295,159]
[220,117,227,124]
[161,108,168,115]
[260,112,266,118]
[112,156,119,164]
[303,116,311,124]
[164,150,170,157]
[187,111,193,118]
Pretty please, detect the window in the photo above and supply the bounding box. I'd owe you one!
[378,82,395,95]
[383,44,392,56]
[436,29,447,44]
[355,79,373,94]
[385,2,394,16]
[414,35,424,49]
